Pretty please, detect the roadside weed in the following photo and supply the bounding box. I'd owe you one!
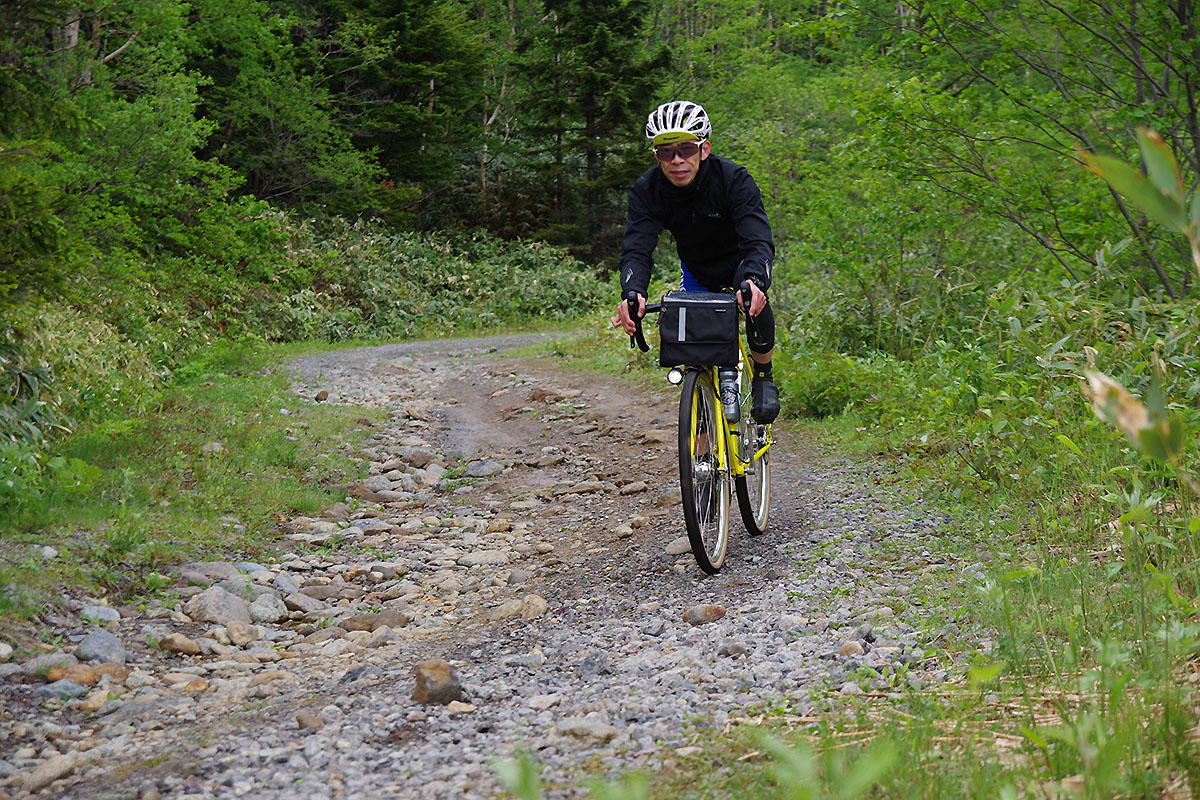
[0,343,378,624]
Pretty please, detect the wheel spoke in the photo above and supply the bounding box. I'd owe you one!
[735,362,771,536]
[679,370,729,573]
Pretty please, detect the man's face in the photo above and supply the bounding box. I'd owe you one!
[655,139,710,187]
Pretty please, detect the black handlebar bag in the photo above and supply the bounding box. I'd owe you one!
[657,291,739,368]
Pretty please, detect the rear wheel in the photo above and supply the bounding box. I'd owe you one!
[679,369,730,574]
[735,359,771,535]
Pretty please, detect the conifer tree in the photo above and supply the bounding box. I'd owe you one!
[516,0,668,265]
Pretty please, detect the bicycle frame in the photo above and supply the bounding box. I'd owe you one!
[689,337,774,483]
[626,283,774,572]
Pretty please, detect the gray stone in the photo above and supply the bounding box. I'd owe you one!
[22,652,77,677]
[285,593,329,614]
[23,753,78,792]
[226,621,259,646]
[578,652,611,679]
[457,550,509,568]
[33,680,87,700]
[558,480,605,495]
[235,561,269,574]
[642,620,667,637]
[665,536,691,555]
[556,717,619,744]
[75,630,126,664]
[299,585,343,600]
[655,487,683,507]
[249,593,289,624]
[465,460,505,478]
[183,586,252,626]
[80,605,122,624]
[214,577,252,599]
[178,561,243,585]
[501,647,546,669]
[853,623,875,642]
[364,475,393,493]
[0,642,13,663]
[505,568,533,585]
[718,640,749,658]
[273,573,302,595]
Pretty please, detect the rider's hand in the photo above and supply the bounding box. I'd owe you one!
[738,280,768,316]
[611,294,646,335]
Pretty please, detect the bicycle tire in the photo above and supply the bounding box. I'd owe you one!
[735,360,771,535]
[679,368,730,574]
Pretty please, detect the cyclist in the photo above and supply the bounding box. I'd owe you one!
[611,100,779,423]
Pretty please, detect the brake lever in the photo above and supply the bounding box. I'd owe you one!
[626,291,649,352]
[740,281,760,342]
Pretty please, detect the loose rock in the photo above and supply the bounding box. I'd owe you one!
[683,604,726,625]
[412,659,465,705]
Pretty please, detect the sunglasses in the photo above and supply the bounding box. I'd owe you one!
[653,141,704,162]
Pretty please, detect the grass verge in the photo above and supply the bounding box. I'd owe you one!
[509,322,1200,799]
[0,341,382,640]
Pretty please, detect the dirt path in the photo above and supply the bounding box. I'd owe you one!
[0,335,970,800]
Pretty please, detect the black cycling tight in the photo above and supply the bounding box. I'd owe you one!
[747,300,775,355]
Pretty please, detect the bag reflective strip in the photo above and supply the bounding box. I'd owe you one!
[678,308,687,342]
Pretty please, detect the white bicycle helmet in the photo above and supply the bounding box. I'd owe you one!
[645,101,711,146]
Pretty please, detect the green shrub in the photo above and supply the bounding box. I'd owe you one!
[777,344,906,419]
[0,312,65,444]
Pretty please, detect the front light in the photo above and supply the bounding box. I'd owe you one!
[667,367,684,385]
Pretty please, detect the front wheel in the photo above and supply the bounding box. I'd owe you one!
[679,369,730,574]
[735,360,771,535]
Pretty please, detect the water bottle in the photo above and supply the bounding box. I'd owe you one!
[718,368,740,423]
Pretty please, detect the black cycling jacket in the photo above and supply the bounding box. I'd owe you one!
[618,154,775,299]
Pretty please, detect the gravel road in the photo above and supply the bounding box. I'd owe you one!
[0,334,982,799]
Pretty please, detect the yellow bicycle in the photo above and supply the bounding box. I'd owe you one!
[627,283,773,574]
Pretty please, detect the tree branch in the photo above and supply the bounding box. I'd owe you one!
[100,31,139,64]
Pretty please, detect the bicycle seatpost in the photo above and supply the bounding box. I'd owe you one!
[626,290,649,352]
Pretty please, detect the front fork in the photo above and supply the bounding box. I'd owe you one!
[675,366,740,480]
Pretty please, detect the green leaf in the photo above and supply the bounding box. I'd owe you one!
[1021,726,1049,749]
[493,755,542,800]
[1136,128,1185,206]
[836,743,898,800]
[760,734,817,800]
[1166,411,1187,457]
[1002,566,1042,582]
[1056,434,1084,458]
[1191,190,1200,234]
[1083,153,1189,233]
[1042,333,1072,361]
[1137,413,1187,463]
[967,660,1005,689]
